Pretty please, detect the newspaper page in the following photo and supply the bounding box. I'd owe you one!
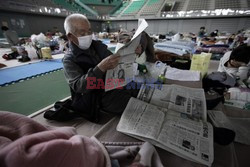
[105,19,148,91]
[208,110,250,145]
[117,97,214,166]
[137,84,207,121]
[105,62,134,90]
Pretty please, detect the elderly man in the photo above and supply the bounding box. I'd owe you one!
[1,26,19,46]
[62,14,139,121]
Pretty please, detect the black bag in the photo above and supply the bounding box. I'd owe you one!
[214,127,236,145]
[203,72,236,95]
[44,90,101,122]
[2,51,19,60]
[18,55,31,62]
[43,99,80,122]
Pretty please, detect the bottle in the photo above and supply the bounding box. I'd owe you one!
[138,64,148,74]
[157,68,167,84]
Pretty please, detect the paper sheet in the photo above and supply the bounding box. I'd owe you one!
[117,97,214,166]
[105,19,148,91]
[165,67,200,81]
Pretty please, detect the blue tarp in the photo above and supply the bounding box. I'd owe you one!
[0,59,63,86]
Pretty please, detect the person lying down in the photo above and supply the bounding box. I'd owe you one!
[0,111,163,167]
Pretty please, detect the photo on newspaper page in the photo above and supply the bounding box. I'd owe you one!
[117,97,214,166]
[105,62,134,91]
[137,84,207,121]
[105,19,149,91]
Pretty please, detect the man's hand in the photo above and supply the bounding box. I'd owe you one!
[97,53,120,72]
[135,44,142,56]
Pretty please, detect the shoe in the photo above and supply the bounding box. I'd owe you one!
[44,107,80,122]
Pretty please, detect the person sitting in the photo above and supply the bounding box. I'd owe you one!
[198,26,206,38]
[218,44,250,81]
[60,14,139,122]
[210,29,219,37]
[137,31,155,63]
[118,31,155,64]
[1,26,19,46]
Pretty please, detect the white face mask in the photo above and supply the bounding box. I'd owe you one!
[77,35,92,50]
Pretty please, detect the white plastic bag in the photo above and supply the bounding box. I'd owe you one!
[146,61,167,80]
[172,33,180,42]
[24,44,38,59]
[30,34,37,45]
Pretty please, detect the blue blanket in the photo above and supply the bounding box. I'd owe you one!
[0,59,63,86]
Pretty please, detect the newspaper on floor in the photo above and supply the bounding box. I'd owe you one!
[105,19,148,91]
[137,84,207,121]
[208,110,250,145]
[117,97,214,166]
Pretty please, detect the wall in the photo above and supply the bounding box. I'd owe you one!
[0,9,249,38]
[108,17,250,34]
[0,10,103,37]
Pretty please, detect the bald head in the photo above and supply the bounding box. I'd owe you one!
[64,13,90,35]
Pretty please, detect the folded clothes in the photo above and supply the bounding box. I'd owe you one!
[196,47,229,54]
[203,44,229,48]
[154,40,195,56]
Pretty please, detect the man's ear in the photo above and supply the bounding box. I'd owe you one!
[67,33,73,42]
[67,33,78,45]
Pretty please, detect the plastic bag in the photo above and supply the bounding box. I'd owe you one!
[30,34,37,45]
[190,52,211,78]
[146,61,167,80]
[172,33,180,42]
[41,47,52,59]
[24,44,38,59]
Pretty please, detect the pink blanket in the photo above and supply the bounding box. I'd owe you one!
[0,111,106,167]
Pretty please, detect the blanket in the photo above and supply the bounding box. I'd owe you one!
[0,111,106,167]
[0,111,163,167]
[104,141,163,167]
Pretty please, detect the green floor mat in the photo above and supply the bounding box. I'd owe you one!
[0,70,70,116]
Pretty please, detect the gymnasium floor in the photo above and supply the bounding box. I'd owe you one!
[0,45,220,137]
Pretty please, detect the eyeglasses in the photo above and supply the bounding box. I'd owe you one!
[79,30,92,36]
[71,30,92,37]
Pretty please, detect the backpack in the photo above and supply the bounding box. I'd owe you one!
[203,72,236,95]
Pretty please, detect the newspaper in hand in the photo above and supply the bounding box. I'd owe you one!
[137,84,207,121]
[105,19,148,91]
[117,97,214,166]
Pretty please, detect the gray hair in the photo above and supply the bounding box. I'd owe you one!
[64,13,90,35]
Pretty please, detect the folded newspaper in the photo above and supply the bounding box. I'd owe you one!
[105,19,148,91]
[117,84,214,166]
